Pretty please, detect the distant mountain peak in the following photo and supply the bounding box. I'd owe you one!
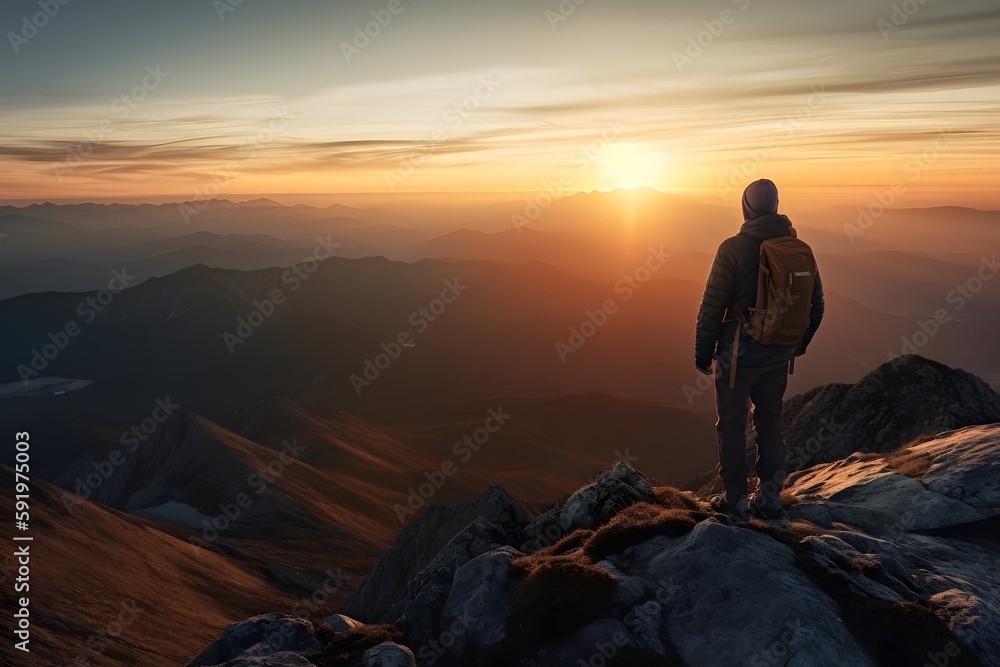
[233,197,286,207]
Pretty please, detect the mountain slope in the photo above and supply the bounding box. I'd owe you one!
[385,392,717,499]
[0,467,305,667]
[55,410,426,559]
[226,397,444,490]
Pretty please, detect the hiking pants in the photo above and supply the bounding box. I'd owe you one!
[715,362,788,503]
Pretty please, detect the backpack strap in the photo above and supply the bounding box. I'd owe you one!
[729,300,747,390]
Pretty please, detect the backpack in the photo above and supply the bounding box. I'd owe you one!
[727,232,817,388]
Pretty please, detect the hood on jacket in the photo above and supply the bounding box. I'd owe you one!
[739,213,793,241]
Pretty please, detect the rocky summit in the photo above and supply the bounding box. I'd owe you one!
[189,358,1000,667]
[781,354,1000,471]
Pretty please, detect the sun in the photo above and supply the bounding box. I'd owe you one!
[598,142,667,190]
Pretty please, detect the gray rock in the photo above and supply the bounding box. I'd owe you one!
[930,587,1000,665]
[918,424,1000,510]
[785,424,1000,534]
[219,654,315,667]
[889,531,1000,665]
[625,600,665,655]
[322,613,363,632]
[783,426,1000,666]
[786,501,834,528]
[386,516,519,640]
[439,547,520,657]
[534,618,637,666]
[360,641,415,667]
[187,613,323,666]
[520,461,655,553]
[388,565,452,644]
[633,521,877,667]
[781,355,1000,471]
[595,560,646,613]
[558,461,654,531]
[799,535,909,602]
[518,505,566,553]
[340,485,527,622]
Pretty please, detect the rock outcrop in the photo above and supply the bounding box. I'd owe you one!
[190,358,1000,667]
[192,426,1000,665]
[188,612,415,667]
[339,484,528,623]
[781,354,1000,471]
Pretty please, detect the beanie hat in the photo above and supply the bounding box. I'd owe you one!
[741,179,779,221]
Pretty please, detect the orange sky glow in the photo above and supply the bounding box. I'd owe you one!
[0,1,997,208]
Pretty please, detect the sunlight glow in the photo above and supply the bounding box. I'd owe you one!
[598,143,667,190]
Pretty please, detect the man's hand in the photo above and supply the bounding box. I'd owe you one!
[696,361,713,376]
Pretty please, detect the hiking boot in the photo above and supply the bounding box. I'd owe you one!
[749,492,786,519]
[710,494,749,521]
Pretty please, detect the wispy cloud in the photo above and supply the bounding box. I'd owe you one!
[0,0,997,198]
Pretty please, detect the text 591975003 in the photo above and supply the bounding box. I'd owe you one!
[13,431,32,654]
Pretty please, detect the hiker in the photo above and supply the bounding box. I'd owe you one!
[694,179,824,520]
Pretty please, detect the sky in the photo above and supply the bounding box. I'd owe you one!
[0,0,998,205]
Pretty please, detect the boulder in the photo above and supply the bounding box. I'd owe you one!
[439,546,520,657]
[595,560,646,613]
[386,516,519,640]
[521,461,655,552]
[781,355,1000,471]
[559,461,655,531]
[626,600,666,656]
[187,613,323,666]
[218,654,315,667]
[786,424,1000,534]
[534,618,639,666]
[340,485,527,622]
[322,613,364,632]
[629,521,877,667]
[360,641,415,667]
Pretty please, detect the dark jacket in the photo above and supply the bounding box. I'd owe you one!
[695,213,824,370]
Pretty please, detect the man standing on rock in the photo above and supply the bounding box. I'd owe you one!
[694,179,824,520]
